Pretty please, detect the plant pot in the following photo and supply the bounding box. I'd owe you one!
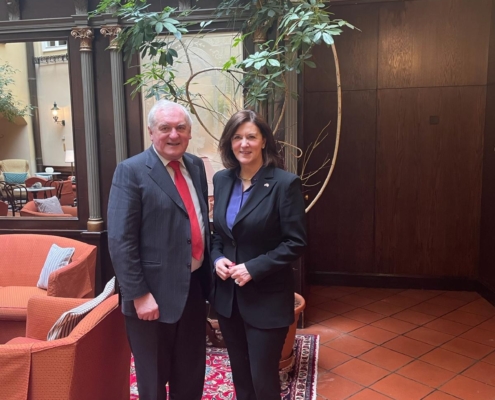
[206,292,306,373]
[279,292,306,372]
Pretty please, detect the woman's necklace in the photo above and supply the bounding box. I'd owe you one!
[239,165,263,182]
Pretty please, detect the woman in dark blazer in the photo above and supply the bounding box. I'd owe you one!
[211,110,307,400]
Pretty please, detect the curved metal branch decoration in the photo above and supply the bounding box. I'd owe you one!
[185,67,245,141]
[183,43,342,215]
[305,43,342,213]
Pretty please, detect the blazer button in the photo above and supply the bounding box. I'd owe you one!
[187,238,191,244]
[187,263,191,268]
[232,240,236,247]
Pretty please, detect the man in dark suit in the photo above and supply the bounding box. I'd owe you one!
[107,100,211,400]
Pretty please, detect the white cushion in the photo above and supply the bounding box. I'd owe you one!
[34,196,64,214]
[37,244,75,289]
[47,277,116,341]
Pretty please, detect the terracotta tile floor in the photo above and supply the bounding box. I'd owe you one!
[297,285,495,400]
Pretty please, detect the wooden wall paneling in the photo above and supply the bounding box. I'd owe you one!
[480,0,495,293]
[88,0,99,11]
[124,53,144,157]
[479,85,495,290]
[81,230,108,293]
[303,91,337,274]
[97,233,112,292]
[87,0,221,14]
[488,0,495,85]
[303,90,376,274]
[21,0,76,20]
[375,86,485,277]
[378,0,491,89]
[305,3,379,93]
[93,33,117,225]
[0,2,8,21]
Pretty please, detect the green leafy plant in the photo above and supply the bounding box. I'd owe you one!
[0,62,33,122]
[91,0,356,211]
[233,0,355,106]
[92,0,355,108]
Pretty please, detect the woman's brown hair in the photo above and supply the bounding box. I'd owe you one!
[218,110,283,169]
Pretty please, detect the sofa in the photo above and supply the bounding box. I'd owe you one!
[20,201,77,217]
[0,294,131,400]
[0,234,96,343]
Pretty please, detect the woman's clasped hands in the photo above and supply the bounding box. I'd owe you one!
[215,258,252,287]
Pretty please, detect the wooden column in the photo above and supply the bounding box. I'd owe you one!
[101,26,128,164]
[71,27,104,232]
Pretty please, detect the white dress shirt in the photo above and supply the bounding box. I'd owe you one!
[153,146,205,272]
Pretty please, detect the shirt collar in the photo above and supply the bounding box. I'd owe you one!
[152,145,184,168]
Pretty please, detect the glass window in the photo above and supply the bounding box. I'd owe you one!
[141,32,243,195]
[42,40,68,52]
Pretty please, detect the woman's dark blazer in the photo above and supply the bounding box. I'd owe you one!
[211,166,307,329]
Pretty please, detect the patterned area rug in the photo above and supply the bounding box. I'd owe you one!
[130,334,319,400]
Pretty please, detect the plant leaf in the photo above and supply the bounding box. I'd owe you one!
[164,22,177,33]
[322,32,334,45]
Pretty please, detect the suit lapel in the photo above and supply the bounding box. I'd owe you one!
[214,169,236,239]
[233,166,277,228]
[146,147,186,214]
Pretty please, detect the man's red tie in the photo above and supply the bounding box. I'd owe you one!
[169,161,203,260]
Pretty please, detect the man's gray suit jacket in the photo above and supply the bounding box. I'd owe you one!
[107,146,211,324]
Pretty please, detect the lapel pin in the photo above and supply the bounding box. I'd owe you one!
[264,183,269,187]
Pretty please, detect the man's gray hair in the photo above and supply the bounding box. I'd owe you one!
[147,100,193,129]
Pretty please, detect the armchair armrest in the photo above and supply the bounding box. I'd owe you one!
[25,296,89,340]
[0,344,33,400]
[46,245,96,298]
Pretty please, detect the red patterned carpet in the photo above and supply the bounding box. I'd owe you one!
[130,334,319,399]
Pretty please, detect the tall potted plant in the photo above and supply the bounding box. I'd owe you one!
[0,62,32,124]
[91,0,355,207]
[92,0,355,370]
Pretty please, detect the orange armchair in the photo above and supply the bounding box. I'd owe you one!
[0,234,96,343]
[24,177,49,201]
[45,179,74,206]
[20,201,77,217]
[1,295,131,400]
